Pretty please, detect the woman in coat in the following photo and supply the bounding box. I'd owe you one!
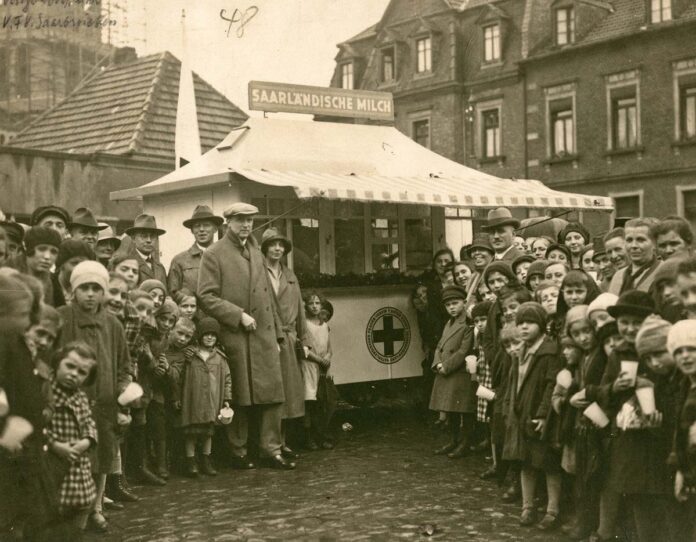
[261,229,307,458]
[429,285,477,459]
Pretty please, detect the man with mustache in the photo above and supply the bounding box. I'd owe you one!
[608,218,661,295]
[168,205,223,298]
[197,203,291,470]
[480,208,524,262]
[123,214,168,289]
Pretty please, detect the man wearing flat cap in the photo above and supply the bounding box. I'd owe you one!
[168,205,223,297]
[481,207,524,262]
[198,202,292,470]
[124,214,168,288]
[31,205,71,240]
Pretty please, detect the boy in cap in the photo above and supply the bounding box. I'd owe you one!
[56,261,132,532]
[429,285,477,459]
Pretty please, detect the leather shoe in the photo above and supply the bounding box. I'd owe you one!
[537,513,559,531]
[281,446,299,460]
[200,454,218,476]
[106,474,140,502]
[88,512,108,533]
[134,466,166,486]
[433,441,458,455]
[103,500,124,511]
[229,454,256,470]
[261,454,296,470]
[320,441,335,450]
[502,482,521,503]
[447,442,470,459]
[304,438,319,451]
[519,508,537,526]
[479,466,497,480]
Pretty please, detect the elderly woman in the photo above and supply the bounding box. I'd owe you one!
[261,228,307,461]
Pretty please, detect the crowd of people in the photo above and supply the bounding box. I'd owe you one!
[413,207,696,542]
[0,203,337,540]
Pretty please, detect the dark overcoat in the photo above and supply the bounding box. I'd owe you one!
[269,263,307,419]
[197,230,284,406]
[167,242,203,296]
[127,247,168,289]
[429,314,477,413]
[56,304,132,473]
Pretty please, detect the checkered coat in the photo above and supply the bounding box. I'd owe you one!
[48,381,97,511]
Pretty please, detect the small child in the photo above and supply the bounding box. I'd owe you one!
[140,279,166,310]
[302,291,335,450]
[526,260,549,293]
[499,287,533,324]
[180,317,231,477]
[48,341,99,531]
[429,285,477,459]
[586,293,618,331]
[472,301,493,446]
[174,288,198,321]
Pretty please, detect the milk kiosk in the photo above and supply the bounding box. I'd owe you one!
[111,82,613,405]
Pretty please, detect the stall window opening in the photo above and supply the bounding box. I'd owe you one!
[371,217,399,271]
[405,216,433,272]
[335,218,366,274]
[291,218,320,275]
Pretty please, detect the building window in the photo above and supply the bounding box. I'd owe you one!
[612,94,639,149]
[483,24,501,62]
[340,62,353,90]
[549,99,575,156]
[481,109,501,158]
[613,194,642,218]
[416,37,432,73]
[651,0,672,23]
[381,47,395,82]
[681,85,696,140]
[555,7,575,45]
[412,118,430,148]
[15,44,30,98]
[681,189,696,232]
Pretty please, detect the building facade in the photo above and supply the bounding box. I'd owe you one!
[330,0,696,232]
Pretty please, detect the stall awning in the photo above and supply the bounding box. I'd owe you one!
[111,118,613,212]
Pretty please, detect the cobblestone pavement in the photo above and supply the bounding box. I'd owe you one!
[88,405,566,542]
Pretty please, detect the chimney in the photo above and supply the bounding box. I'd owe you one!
[113,47,138,65]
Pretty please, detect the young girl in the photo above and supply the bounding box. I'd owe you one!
[56,261,132,533]
[525,260,548,293]
[429,285,477,459]
[140,279,166,310]
[586,293,618,331]
[532,236,553,260]
[559,223,590,270]
[174,288,198,322]
[302,291,335,450]
[504,302,562,530]
[556,270,601,325]
[512,255,535,285]
[180,317,231,477]
[453,261,474,290]
[544,261,569,288]
[109,255,140,291]
[48,342,99,531]
[546,244,571,265]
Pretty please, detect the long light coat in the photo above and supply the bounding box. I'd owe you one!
[429,313,477,413]
[268,263,307,419]
[197,231,285,406]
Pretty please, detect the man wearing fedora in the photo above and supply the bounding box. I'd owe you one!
[0,220,24,260]
[30,205,71,239]
[68,207,108,250]
[168,205,223,297]
[481,207,524,262]
[197,203,292,470]
[124,214,168,288]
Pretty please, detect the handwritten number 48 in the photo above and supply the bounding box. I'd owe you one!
[220,6,258,38]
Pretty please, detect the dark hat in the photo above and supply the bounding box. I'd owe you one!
[125,214,166,237]
[558,222,591,245]
[261,228,292,254]
[441,284,467,303]
[223,202,259,218]
[183,205,224,229]
[197,317,220,338]
[30,205,71,226]
[140,279,166,294]
[0,220,24,243]
[515,301,547,328]
[69,207,107,231]
[156,298,179,319]
[24,226,62,252]
[596,320,620,344]
[526,259,548,278]
[321,299,334,322]
[591,235,607,259]
[546,243,572,261]
[652,258,683,287]
[607,290,656,319]
[472,300,492,319]
[512,254,535,274]
[481,207,520,231]
[468,233,495,255]
[56,239,95,268]
[483,261,516,285]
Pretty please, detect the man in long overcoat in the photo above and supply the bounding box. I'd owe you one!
[197,203,294,469]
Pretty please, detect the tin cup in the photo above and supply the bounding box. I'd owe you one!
[465,355,478,375]
[218,406,234,425]
[635,386,656,416]
[0,416,33,446]
[117,382,144,406]
[689,422,696,450]
[556,369,573,389]
[476,385,496,401]
[583,402,610,428]
[0,388,8,417]
[620,361,639,387]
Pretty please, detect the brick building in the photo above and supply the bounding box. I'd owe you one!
[330,0,696,231]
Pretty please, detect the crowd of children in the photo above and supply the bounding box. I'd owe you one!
[0,207,338,540]
[416,214,696,542]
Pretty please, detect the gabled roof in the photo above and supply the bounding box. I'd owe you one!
[112,117,613,214]
[12,52,248,163]
[342,23,379,44]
